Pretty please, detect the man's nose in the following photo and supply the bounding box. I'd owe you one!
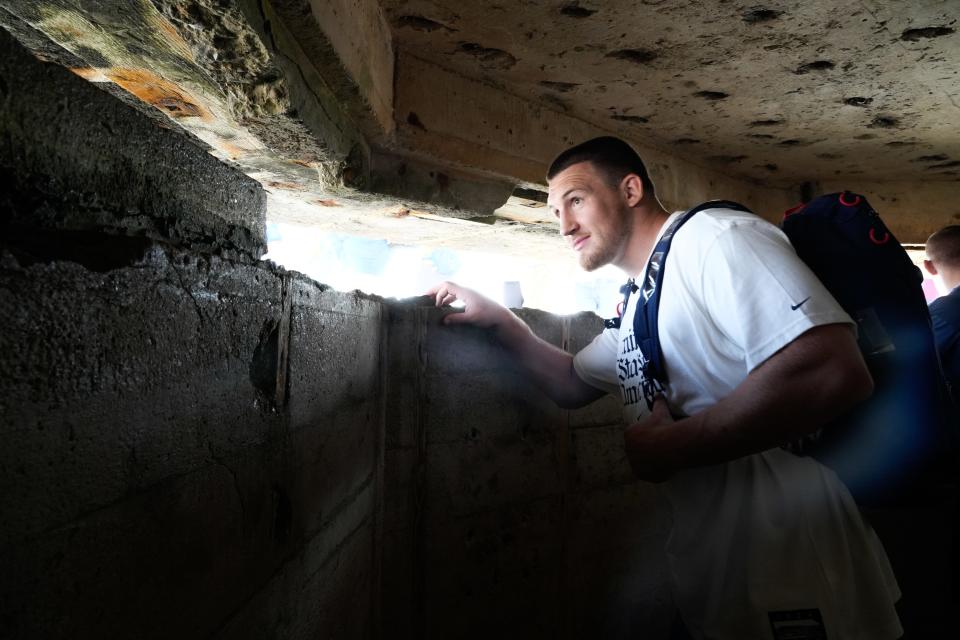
[559,210,578,237]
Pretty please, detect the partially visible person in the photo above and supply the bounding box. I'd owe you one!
[924,225,960,397]
[429,137,903,639]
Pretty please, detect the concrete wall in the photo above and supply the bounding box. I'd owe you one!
[0,28,384,639]
[2,23,671,640]
[0,251,385,640]
[381,304,672,639]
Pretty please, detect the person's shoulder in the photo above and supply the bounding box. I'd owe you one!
[686,204,773,231]
[931,287,960,319]
[679,204,782,248]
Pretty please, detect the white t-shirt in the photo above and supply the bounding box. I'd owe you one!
[573,207,902,640]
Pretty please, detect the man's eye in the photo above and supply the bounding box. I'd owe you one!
[572,197,582,206]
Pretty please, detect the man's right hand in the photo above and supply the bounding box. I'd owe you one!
[427,281,514,330]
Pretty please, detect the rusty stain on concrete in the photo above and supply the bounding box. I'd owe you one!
[105,67,211,121]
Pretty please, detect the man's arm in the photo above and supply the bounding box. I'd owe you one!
[624,323,873,481]
[428,281,605,409]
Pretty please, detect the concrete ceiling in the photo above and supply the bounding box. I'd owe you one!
[382,0,960,185]
[1,0,958,247]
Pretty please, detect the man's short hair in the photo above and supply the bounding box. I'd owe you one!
[926,225,960,268]
[547,136,656,196]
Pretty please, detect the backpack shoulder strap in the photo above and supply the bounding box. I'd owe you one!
[603,201,751,333]
[634,200,752,385]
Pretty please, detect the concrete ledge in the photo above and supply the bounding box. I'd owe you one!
[0,26,267,259]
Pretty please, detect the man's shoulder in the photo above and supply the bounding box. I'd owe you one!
[675,205,785,253]
[930,287,960,322]
[685,204,774,233]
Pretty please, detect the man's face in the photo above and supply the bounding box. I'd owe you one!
[547,161,632,271]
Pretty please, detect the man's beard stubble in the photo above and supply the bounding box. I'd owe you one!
[579,205,632,272]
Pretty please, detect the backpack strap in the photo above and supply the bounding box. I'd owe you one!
[632,200,752,386]
[603,280,638,329]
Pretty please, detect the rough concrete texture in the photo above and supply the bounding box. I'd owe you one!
[0,24,267,259]
[0,236,669,639]
[8,1,956,242]
[394,51,797,219]
[268,0,395,138]
[380,302,673,639]
[370,149,516,219]
[0,1,254,157]
[235,0,373,185]
[1,24,674,637]
[0,0,522,218]
[0,36,382,637]
[383,0,960,187]
[0,239,384,638]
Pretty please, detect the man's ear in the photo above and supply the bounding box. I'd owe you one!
[621,173,645,206]
[924,259,938,276]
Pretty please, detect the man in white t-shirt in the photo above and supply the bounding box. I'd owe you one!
[429,137,901,639]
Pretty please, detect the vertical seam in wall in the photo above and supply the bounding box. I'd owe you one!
[559,315,572,639]
[372,301,388,639]
[275,273,293,411]
[412,306,429,637]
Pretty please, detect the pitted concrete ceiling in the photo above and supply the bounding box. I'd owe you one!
[382,0,960,185]
[2,0,958,246]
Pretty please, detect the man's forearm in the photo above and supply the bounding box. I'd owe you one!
[625,324,873,477]
[493,313,603,409]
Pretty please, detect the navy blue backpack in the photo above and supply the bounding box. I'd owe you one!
[780,191,955,505]
[611,193,956,505]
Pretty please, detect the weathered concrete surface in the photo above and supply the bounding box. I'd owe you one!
[236,0,373,187]
[7,0,957,243]
[4,4,954,638]
[380,302,673,639]
[0,244,388,637]
[268,0,395,139]
[383,0,960,187]
[0,35,383,638]
[0,24,267,259]
[369,149,516,219]
[0,237,388,638]
[392,51,798,219]
[0,237,665,640]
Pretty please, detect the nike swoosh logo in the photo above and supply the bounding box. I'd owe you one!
[791,296,811,311]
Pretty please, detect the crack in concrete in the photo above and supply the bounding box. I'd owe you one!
[207,441,246,524]
[302,513,369,585]
[306,470,375,542]
[208,480,373,637]
[274,273,293,410]
[169,257,205,324]
[947,92,960,112]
